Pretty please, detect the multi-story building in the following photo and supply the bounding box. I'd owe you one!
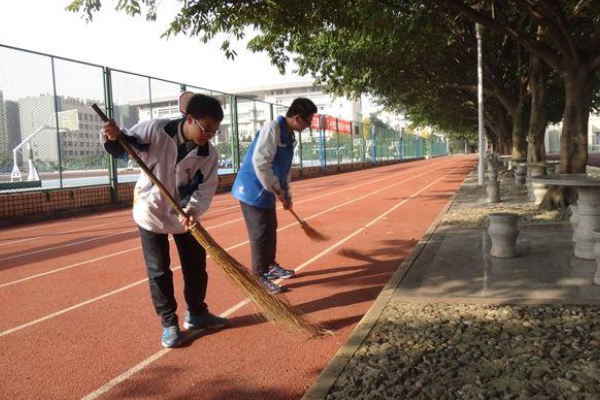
[233,81,362,122]
[232,81,363,139]
[125,81,364,145]
[17,94,64,164]
[128,94,233,144]
[5,101,21,151]
[16,95,103,164]
[56,107,105,162]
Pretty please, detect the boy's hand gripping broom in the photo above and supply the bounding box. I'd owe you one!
[92,104,330,337]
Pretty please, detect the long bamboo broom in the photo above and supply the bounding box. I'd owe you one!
[92,104,330,337]
[288,209,330,242]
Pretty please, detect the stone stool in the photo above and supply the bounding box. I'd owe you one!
[590,230,600,285]
[488,213,519,258]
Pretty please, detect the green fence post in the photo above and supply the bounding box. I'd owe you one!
[230,95,240,172]
[336,118,341,167]
[298,122,304,171]
[319,115,326,173]
[50,57,64,189]
[103,67,119,203]
[371,125,377,165]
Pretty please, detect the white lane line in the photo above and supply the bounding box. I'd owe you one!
[0,159,449,267]
[79,166,460,400]
[0,231,131,264]
[0,277,150,338]
[0,220,132,248]
[0,162,460,336]
[0,247,141,289]
[0,209,129,237]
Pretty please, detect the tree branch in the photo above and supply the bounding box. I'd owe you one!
[515,0,575,61]
[533,0,580,63]
[438,0,565,73]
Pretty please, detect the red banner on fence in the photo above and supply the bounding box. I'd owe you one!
[311,115,352,135]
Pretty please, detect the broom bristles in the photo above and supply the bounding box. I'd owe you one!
[191,225,332,337]
[299,221,330,242]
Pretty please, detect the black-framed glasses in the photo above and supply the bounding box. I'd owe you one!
[194,118,220,136]
[299,115,312,127]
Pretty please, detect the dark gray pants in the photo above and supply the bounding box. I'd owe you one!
[138,226,208,328]
[239,201,277,275]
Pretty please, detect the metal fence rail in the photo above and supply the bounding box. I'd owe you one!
[0,43,448,196]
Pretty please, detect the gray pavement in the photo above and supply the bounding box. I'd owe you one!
[398,224,600,304]
[303,166,600,400]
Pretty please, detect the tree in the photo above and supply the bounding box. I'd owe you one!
[438,0,600,173]
[68,0,597,172]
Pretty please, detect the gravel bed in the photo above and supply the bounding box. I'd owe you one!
[441,202,569,228]
[440,172,569,228]
[327,302,600,400]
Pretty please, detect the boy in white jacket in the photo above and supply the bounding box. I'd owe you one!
[102,93,227,348]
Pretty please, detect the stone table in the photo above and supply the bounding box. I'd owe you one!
[498,155,512,168]
[532,174,600,260]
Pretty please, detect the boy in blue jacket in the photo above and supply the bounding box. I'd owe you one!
[232,98,317,294]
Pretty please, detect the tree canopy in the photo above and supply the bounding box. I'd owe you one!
[69,0,600,170]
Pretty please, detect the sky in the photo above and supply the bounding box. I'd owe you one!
[0,0,309,93]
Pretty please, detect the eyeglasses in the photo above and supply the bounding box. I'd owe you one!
[194,118,220,136]
[299,115,312,127]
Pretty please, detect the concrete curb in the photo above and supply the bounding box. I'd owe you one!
[301,170,468,400]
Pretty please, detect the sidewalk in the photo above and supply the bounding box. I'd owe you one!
[303,167,600,400]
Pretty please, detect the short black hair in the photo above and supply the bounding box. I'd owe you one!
[186,94,224,122]
[286,97,317,119]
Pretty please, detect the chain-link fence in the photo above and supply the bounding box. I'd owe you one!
[0,44,447,196]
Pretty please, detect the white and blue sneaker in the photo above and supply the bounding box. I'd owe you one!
[161,325,183,348]
[259,276,287,294]
[264,263,295,280]
[183,311,228,330]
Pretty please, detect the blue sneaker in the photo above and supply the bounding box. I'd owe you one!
[259,276,288,294]
[264,263,295,280]
[161,325,183,348]
[183,311,228,330]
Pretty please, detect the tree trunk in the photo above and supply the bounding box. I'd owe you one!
[560,71,593,173]
[511,93,527,160]
[498,109,512,155]
[527,54,548,162]
[542,69,593,209]
[485,99,511,154]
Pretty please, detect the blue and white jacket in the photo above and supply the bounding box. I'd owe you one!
[101,118,219,234]
[232,116,295,209]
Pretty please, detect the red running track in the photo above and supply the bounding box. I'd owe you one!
[0,155,476,400]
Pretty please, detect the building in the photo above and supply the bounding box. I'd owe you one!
[56,107,105,163]
[126,81,364,144]
[545,113,600,154]
[16,95,103,164]
[127,94,233,144]
[231,81,363,139]
[233,81,362,122]
[4,101,22,162]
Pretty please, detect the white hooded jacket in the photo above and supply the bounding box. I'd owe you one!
[101,118,219,234]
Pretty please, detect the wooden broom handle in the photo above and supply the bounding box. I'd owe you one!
[288,208,303,223]
[91,104,187,218]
